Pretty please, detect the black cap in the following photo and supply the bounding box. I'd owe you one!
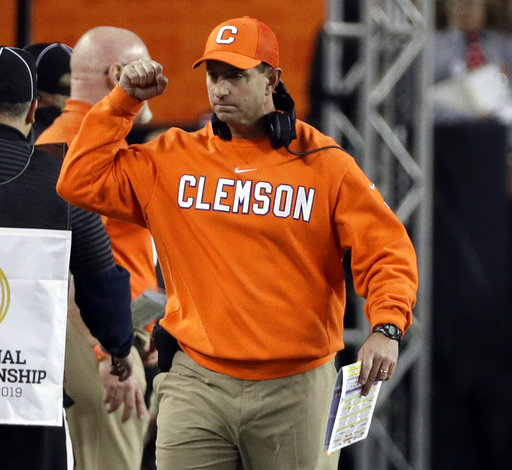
[0,46,37,103]
[24,42,72,95]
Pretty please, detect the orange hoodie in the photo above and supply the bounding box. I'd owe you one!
[57,86,418,380]
[37,100,158,299]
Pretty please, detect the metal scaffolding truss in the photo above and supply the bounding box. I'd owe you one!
[319,1,434,469]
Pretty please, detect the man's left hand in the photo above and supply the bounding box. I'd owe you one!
[357,332,399,396]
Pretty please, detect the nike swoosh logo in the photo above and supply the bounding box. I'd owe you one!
[234,167,257,174]
[369,183,375,190]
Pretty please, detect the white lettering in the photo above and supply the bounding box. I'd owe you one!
[216,26,238,45]
[273,185,294,218]
[294,187,315,222]
[213,178,234,212]
[176,175,315,222]
[233,180,252,214]
[253,182,272,215]
[177,175,196,208]
[195,176,211,210]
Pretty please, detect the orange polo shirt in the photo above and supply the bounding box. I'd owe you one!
[57,87,418,380]
[37,99,158,299]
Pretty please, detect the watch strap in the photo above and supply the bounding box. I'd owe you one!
[372,323,402,344]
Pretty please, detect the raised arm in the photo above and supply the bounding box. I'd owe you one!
[56,60,168,225]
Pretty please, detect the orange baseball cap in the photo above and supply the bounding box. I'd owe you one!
[192,16,279,69]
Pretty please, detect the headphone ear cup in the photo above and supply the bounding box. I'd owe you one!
[268,81,297,148]
[267,112,280,148]
[267,111,293,149]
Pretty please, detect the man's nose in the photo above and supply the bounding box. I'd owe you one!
[214,79,229,98]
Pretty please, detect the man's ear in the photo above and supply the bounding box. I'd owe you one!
[26,99,38,125]
[266,67,282,95]
[106,63,125,86]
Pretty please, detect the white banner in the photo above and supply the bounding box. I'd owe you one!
[0,227,71,426]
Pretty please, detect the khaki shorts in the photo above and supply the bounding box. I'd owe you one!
[153,351,340,470]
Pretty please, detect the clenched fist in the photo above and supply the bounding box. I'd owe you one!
[119,59,168,101]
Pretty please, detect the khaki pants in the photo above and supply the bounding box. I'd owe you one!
[64,323,149,470]
[154,351,340,470]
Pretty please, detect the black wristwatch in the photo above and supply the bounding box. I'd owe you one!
[372,323,402,344]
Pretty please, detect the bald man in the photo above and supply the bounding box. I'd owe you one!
[37,27,158,470]
[39,27,159,298]
[66,26,152,123]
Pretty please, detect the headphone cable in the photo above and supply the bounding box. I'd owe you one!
[284,144,344,156]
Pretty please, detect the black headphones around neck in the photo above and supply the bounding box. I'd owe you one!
[211,80,297,149]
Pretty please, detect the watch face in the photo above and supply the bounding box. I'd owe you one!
[374,323,401,342]
[388,324,399,335]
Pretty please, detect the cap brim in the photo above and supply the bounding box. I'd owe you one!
[192,51,261,69]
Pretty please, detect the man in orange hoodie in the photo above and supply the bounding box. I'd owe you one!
[57,17,418,470]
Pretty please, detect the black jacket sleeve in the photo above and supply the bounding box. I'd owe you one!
[73,264,134,358]
[69,204,134,357]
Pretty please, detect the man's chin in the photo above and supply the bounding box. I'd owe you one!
[214,108,237,120]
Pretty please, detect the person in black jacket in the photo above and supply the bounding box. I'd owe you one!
[0,46,143,470]
[23,42,72,139]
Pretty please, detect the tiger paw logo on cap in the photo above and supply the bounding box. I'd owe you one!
[192,16,280,70]
[0,267,11,324]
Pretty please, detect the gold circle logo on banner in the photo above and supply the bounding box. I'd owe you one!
[0,267,11,324]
